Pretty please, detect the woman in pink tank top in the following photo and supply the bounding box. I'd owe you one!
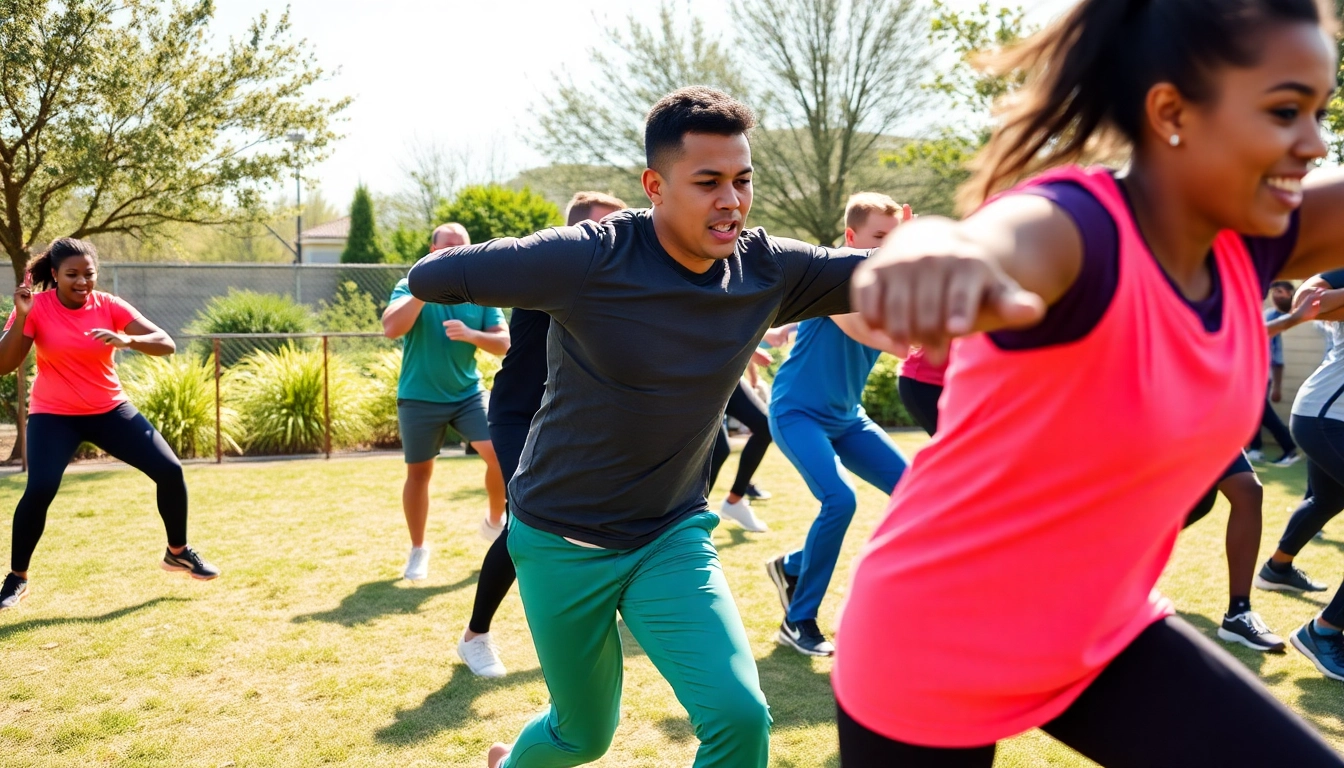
[835,1,1344,766]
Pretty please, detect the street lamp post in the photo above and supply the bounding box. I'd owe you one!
[286,131,307,264]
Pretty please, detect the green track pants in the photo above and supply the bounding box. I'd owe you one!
[501,512,771,767]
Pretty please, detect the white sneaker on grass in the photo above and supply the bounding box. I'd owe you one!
[720,498,768,532]
[480,517,505,542]
[458,632,507,678]
[404,546,430,581]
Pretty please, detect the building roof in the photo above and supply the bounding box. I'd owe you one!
[299,217,350,241]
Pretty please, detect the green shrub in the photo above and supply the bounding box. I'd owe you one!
[435,185,563,242]
[364,347,402,448]
[342,185,386,263]
[476,348,501,390]
[121,354,241,459]
[862,354,917,428]
[316,281,380,333]
[228,345,370,455]
[187,289,314,366]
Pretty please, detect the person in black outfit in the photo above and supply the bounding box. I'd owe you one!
[455,191,629,678]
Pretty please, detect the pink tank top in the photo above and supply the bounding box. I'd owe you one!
[832,166,1268,747]
[898,347,947,386]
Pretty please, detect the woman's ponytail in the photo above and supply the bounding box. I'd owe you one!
[958,0,1335,215]
[24,238,98,291]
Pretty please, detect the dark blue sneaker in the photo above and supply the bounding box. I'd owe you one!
[0,573,28,610]
[745,483,772,501]
[1254,561,1327,593]
[765,555,796,614]
[1218,611,1286,653]
[1291,621,1344,681]
[778,618,834,657]
[161,547,220,580]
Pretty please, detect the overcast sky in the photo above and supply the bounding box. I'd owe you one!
[210,0,1077,208]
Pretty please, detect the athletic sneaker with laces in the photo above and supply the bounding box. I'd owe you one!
[720,497,768,532]
[458,632,507,678]
[1254,561,1328,593]
[404,546,430,581]
[1218,610,1286,652]
[160,546,220,580]
[479,517,504,542]
[1291,621,1344,681]
[1246,449,1266,462]
[765,555,797,614]
[744,484,772,501]
[778,618,834,657]
[0,573,28,609]
[1272,449,1302,468]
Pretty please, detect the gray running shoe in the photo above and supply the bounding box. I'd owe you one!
[0,573,28,609]
[161,547,220,580]
[1292,621,1344,681]
[765,555,796,614]
[1254,561,1327,593]
[1218,611,1285,652]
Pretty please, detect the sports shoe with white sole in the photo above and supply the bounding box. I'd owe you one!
[1292,620,1344,681]
[778,618,834,657]
[1254,561,1327,593]
[765,555,797,614]
[160,546,220,580]
[720,498,768,532]
[0,573,28,610]
[1218,611,1286,652]
[404,546,430,581]
[1272,449,1302,468]
[458,632,507,678]
[1246,449,1266,462]
[479,517,504,542]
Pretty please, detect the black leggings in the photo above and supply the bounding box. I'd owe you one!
[838,616,1342,767]
[12,402,187,573]
[708,380,772,497]
[1280,415,1344,627]
[468,421,528,635]
[897,376,942,437]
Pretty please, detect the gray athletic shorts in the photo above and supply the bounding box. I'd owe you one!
[397,394,491,464]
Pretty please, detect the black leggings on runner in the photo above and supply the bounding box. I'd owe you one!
[1276,415,1344,558]
[897,376,942,437]
[837,616,1342,767]
[467,422,528,635]
[11,402,187,573]
[708,380,772,497]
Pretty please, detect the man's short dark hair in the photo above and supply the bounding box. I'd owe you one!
[644,86,756,172]
[1270,280,1296,292]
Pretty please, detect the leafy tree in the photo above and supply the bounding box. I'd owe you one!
[1324,0,1344,161]
[0,0,347,280]
[532,2,748,186]
[341,185,385,264]
[734,0,936,245]
[882,2,1031,216]
[435,186,562,244]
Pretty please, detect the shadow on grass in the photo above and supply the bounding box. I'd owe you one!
[1294,676,1344,740]
[0,596,185,641]
[375,663,545,745]
[292,574,477,627]
[714,527,754,551]
[756,643,836,730]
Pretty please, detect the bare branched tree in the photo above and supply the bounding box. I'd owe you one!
[735,0,934,244]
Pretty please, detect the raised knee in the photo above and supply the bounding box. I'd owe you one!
[696,687,772,744]
[822,491,858,519]
[560,723,616,763]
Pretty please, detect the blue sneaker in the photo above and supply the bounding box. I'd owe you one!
[1291,621,1344,681]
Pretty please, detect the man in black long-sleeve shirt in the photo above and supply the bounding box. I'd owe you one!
[409,87,868,768]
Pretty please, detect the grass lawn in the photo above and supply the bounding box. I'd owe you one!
[1,432,1343,767]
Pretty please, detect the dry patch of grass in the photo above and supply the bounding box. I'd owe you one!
[0,435,1339,766]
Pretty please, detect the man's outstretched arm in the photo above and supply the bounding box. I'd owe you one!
[408,225,599,316]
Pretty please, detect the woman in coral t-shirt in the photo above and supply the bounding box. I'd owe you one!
[0,239,218,611]
[836,0,1344,765]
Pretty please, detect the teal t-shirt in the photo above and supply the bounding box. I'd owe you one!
[390,278,504,404]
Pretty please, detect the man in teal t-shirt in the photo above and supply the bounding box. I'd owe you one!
[382,222,510,581]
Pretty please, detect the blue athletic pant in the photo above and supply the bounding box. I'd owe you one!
[770,410,907,623]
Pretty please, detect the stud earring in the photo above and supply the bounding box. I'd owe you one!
[1169,134,1181,147]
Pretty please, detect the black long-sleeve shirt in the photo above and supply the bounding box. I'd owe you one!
[409,208,866,548]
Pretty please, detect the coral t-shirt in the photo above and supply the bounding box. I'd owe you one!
[4,290,142,416]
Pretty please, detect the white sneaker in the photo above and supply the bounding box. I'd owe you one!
[403,546,430,581]
[479,517,504,542]
[458,632,507,678]
[1247,449,1266,462]
[720,498,768,532]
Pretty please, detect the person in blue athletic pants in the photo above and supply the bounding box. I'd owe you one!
[764,193,912,657]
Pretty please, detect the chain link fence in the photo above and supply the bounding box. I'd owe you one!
[0,264,508,468]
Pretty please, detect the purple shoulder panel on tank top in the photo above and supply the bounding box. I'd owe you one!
[988,182,1300,351]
